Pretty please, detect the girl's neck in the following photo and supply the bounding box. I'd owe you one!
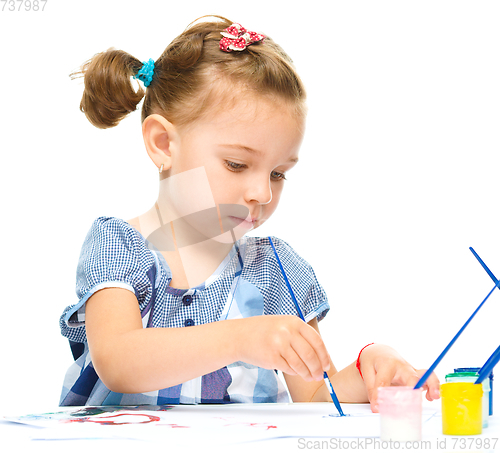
[128,203,235,290]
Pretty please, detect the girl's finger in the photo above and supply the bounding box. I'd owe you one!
[394,364,420,388]
[299,324,331,372]
[281,346,312,381]
[416,369,440,400]
[366,362,398,412]
[290,336,324,381]
[275,356,298,377]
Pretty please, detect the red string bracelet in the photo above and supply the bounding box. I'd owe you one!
[356,343,375,380]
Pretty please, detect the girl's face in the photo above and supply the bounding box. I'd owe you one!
[167,95,304,239]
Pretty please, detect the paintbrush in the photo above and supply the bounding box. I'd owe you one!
[414,279,500,389]
[475,345,500,384]
[469,247,499,286]
[268,236,345,416]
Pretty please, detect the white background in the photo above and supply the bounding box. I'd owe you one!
[0,1,499,414]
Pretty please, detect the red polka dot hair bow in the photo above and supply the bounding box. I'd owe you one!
[219,23,266,52]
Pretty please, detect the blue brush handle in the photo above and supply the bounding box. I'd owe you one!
[414,278,500,389]
[470,247,499,285]
[476,345,500,384]
[323,371,345,415]
[268,236,345,416]
[268,237,305,322]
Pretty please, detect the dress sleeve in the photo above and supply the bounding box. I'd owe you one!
[60,217,155,333]
[248,236,330,322]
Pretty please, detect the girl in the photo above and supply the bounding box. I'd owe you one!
[59,16,439,408]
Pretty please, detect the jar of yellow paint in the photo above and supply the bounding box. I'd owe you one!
[441,382,483,435]
[445,372,489,428]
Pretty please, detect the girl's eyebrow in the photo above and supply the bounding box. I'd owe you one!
[219,144,299,163]
[219,143,262,155]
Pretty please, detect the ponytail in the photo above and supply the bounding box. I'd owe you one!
[71,49,145,129]
[72,16,306,130]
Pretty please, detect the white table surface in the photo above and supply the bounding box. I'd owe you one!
[1,401,499,453]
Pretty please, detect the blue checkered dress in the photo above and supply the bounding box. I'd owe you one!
[59,217,330,406]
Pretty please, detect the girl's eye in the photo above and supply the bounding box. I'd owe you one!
[224,160,246,171]
[271,171,286,181]
[224,161,286,181]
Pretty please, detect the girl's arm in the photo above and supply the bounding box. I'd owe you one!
[284,319,441,410]
[85,288,331,394]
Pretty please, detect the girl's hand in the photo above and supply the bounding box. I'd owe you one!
[236,315,332,382]
[358,344,440,412]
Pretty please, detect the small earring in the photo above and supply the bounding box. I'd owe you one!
[159,164,164,173]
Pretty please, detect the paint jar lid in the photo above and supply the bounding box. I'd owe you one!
[454,367,480,373]
[455,367,493,379]
[445,373,490,391]
[446,372,478,378]
[440,382,483,397]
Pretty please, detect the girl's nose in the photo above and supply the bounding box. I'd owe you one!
[245,176,273,205]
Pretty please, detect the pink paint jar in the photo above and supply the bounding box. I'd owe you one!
[378,386,422,441]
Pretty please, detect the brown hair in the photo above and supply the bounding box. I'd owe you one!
[72,16,306,130]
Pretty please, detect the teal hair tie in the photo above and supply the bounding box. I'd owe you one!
[134,58,155,87]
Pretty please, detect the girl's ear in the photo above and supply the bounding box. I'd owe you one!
[142,114,179,172]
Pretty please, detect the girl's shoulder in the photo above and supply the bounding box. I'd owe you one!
[84,216,145,246]
[88,215,139,231]
[77,216,159,290]
[242,234,293,250]
[240,235,329,321]
[80,216,153,267]
[240,235,313,271]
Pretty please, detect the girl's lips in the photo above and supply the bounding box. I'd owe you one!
[229,216,255,229]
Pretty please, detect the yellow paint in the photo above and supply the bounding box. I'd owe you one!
[441,382,482,435]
